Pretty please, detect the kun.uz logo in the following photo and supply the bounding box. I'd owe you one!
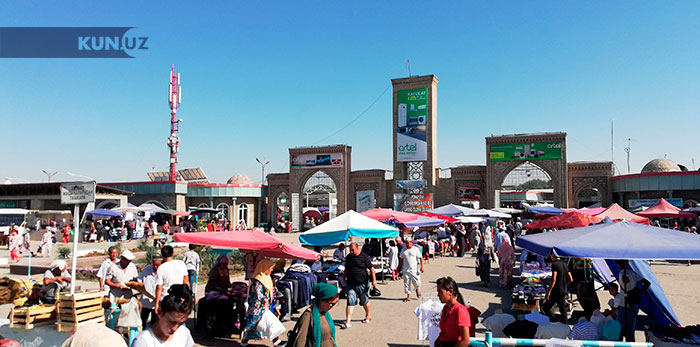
[0,27,148,58]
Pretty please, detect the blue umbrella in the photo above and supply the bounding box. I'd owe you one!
[86,209,123,217]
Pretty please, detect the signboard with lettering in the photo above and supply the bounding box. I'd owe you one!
[629,198,683,209]
[60,182,96,204]
[393,193,433,213]
[489,141,563,161]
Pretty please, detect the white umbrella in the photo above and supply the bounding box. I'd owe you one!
[493,207,523,214]
[457,216,487,223]
[466,209,512,219]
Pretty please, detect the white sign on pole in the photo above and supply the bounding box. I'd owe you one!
[60,182,96,204]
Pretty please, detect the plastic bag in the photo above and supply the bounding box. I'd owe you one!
[256,308,286,340]
[117,297,142,328]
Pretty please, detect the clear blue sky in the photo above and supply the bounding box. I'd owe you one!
[1,1,699,184]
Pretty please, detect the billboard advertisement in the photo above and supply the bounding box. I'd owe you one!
[458,187,480,201]
[489,141,563,161]
[393,193,433,213]
[396,88,428,162]
[356,190,375,213]
[629,198,683,209]
[291,153,343,168]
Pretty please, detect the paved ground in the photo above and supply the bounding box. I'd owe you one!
[0,234,698,346]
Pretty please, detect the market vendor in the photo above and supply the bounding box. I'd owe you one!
[197,254,237,336]
[205,255,231,293]
[42,260,71,304]
[105,250,139,300]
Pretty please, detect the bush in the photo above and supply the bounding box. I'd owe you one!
[136,238,151,252]
[57,246,71,259]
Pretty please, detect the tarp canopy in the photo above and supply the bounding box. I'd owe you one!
[527,206,564,215]
[596,203,650,225]
[637,198,697,218]
[360,208,444,227]
[573,207,606,216]
[85,209,123,217]
[299,210,398,246]
[172,211,191,217]
[138,203,165,213]
[606,260,681,326]
[417,211,460,224]
[516,220,700,260]
[457,216,487,224]
[428,204,475,217]
[173,230,319,260]
[112,204,150,213]
[466,209,512,219]
[493,207,523,214]
[524,211,602,230]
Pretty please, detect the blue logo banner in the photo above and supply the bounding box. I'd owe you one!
[0,27,148,58]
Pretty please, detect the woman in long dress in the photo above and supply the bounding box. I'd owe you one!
[8,231,20,263]
[241,259,282,346]
[387,240,399,280]
[497,238,515,289]
[40,228,52,257]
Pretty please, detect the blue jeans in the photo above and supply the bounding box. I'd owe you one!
[346,283,369,306]
[187,270,196,290]
[617,305,639,341]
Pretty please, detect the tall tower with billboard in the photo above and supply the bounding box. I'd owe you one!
[391,75,438,212]
[168,67,182,181]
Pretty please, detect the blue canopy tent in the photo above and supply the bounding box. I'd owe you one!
[527,206,564,215]
[516,221,700,327]
[85,209,123,218]
[402,215,445,228]
[299,210,399,246]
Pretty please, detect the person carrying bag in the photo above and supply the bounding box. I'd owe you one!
[289,283,340,347]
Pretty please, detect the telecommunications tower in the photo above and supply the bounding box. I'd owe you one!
[168,66,182,181]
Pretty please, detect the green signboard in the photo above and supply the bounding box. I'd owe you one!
[396,88,428,162]
[0,201,16,208]
[489,141,563,161]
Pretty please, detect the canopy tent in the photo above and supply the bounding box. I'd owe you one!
[606,259,680,326]
[138,203,165,213]
[457,216,487,224]
[112,204,150,214]
[596,203,650,225]
[493,207,523,214]
[637,198,697,218]
[516,220,700,260]
[466,209,512,219]
[85,209,123,217]
[173,230,319,260]
[524,211,602,230]
[416,211,460,224]
[172,211,191,217]
[527,206,564,215]
[299,210,399,246]
[573,207,606,216]
[159,209,179,215]
[428,204,475,217]
[360,208,444,227]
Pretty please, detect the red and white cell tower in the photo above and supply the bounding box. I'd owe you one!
[168,66,182,181]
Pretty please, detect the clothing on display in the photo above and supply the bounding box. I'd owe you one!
[415,299,445,347]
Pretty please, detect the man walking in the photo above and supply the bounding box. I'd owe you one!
[341,242,377,329]
[615,260,650,341]
[542,251,572,323]
[183,244,200,289]
[153,245,189,313]
[398,239,424,302]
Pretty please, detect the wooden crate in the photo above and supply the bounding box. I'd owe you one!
[9,304,56,329]
[57,291,105,332]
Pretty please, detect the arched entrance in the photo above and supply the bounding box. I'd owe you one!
[500,162,554,208]
[576,187,602,208]
[301,171,337,229]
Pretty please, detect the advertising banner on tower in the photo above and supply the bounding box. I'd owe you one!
[396,88,428,162]
[291,153,343,168]
[489,141,563,161]
[356,190,375,213]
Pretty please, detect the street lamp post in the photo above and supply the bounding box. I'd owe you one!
[255,158,270,185]
[42,170,58,182]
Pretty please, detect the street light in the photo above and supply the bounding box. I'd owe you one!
[42,170,58,182]
[255,158,270,185]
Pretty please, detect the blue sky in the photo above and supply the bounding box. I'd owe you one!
[1,1,699,184]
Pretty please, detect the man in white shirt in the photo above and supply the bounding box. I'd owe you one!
[615,260,650,342]
[97,246,119,297]
[535,321,571,339]
[182,244,200,289]
[398,239,424,302]
[154,245,189,313]
[333,243,346,262]
[482,309,516,337]
[42,260,72,304]
[105,250,139,300]
[150,220,158,237]
[138,254,163,329]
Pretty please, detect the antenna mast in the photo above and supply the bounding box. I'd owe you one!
[624,138,631,174]
[168,66,182,182]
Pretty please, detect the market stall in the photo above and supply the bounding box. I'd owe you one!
[524,210,602,230]
[637,198,697,219]
[595,203,650,225]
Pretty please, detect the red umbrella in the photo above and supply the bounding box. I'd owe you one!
[360,208,419,223]
[172,211,191,217]
[173,230,319,260]
[416,211,460,223]
[525,211,603,230]
[637,198,697,218]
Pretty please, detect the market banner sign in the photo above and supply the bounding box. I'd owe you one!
[356,190,375,213]
[630,198,683,209]
[458,187,480,201]
[489,141,562,161]
[60,181,95,204]
[291,153,343,168]
[396,88,427,162]
[393,193,433,213]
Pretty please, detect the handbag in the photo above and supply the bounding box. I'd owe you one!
[369,286,381,297]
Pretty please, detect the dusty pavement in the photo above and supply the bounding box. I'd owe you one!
[0,234,697,346]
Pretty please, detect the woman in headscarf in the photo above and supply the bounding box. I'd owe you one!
[241,259,281,346]
[205,255,231,293]
[497,237,515,289]
[293,283,339,347]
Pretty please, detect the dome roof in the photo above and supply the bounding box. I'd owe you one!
[227,174,252,185]
[641,158,681,174]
